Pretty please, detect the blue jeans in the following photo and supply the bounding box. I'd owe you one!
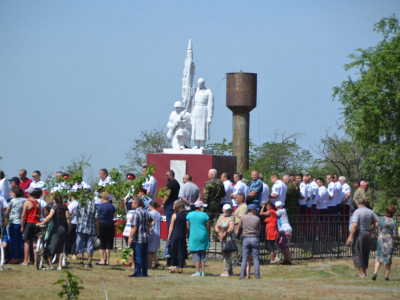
[133,242,148,276]
[9,223,24,259]
[240,237,260,278]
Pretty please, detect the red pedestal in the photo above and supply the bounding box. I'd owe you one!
[146,153,237,212]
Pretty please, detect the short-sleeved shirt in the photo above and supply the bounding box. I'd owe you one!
[234,203,248,224]
[19,178,32,191]
[0,196,9,226]
[327,182,335,207]
[231,180,248,206]
[241,212,260,237]
[123,210,135,237]
[131,207,153,243]
[143,175,158,199]
[165,179,180,210]
[260,182,270,204]
[76,200,99,235]
[179,181,200,205]
[68,200,79,224]
[276,208,292,232]
[334,181,342,205]
[29,180,46,190]
[341,183,352,206]
[310,181,319,205]
[298,182,307,205]
[247,178,263,206]
[271,180,287,206]
[186,211,210,251]
[220,180,234,206]
[8,197,26,225]
[350,206,378,232]
[98,201,116,224]
[316,186,329,210]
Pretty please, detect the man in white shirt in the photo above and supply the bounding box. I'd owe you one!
[296,173,306,217]
[269,174,287,206]
[316,178,329,241]
[333,173,343,217]
[95,168,114,204]
[51,171,68,194]
[339,176,352,239]
[326,174,336,217]
[307,174,319,215]
[258,173,270,205]
[220,172,234,208]
[0,170,10,201]
[29,170,47,218]
[142,166,158,200]
[230,173,247,208]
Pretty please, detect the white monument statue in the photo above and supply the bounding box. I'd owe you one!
[165,40,214,153]
[166,101,192,150]
[191,78,214,149]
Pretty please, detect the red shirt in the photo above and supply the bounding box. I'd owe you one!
[20,178,33,198]
[264,209,279,241]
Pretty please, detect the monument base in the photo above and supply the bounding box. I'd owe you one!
[163,148,213,155]
[147,153,237,202]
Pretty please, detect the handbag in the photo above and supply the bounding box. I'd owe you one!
[221,235,238,252]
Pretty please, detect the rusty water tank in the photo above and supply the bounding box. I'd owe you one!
[226,72,257,113]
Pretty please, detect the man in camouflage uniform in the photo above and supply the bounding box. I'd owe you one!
[203,169,225,241]
[203,169,225,214]
[283,174,300,217]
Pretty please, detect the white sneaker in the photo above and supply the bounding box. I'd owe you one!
[220,273,229,277]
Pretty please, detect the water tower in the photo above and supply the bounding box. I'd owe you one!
[226,72,257,173]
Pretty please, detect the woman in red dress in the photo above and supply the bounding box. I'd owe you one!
[260,201,279,263]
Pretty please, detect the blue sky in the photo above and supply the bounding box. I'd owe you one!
[1,0,399,181]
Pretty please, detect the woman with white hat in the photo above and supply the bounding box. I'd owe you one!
[275,201,292,265]
[215,204,235,277]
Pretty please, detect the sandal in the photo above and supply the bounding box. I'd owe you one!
[178,268,183,273]
[169,268,175,273]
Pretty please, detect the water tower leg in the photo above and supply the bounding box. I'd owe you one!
[232,112,249,173]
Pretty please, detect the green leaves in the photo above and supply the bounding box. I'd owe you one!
[333,15,400,210]
[54,270,83,300]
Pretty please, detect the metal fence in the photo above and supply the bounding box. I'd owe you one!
[115,213,400,262]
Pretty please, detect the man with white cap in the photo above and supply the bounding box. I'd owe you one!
[236,203,261,279]
[275,201,292,265]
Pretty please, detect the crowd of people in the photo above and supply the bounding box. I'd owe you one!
[0,166,397,280]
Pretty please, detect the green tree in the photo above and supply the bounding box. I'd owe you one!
[251,133,314,177]
[333,15,400,207]
[312,130,366,181]
[121,128,169,174]
[62,153,92,176]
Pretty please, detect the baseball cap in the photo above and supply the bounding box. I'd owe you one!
[222,204,232,211]
[9,177,20,185]
[275,201,283,208]
[247,204,258,211]
[25,186,36,194]
[194,200,207,208]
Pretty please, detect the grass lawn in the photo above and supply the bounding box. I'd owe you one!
[1,252,399,299]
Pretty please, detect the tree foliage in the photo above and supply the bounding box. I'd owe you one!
[121,128,169,174]
[312,130,366,181]
[62,153,92,177]
[251,132,314,176]
[333,15,400,206]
